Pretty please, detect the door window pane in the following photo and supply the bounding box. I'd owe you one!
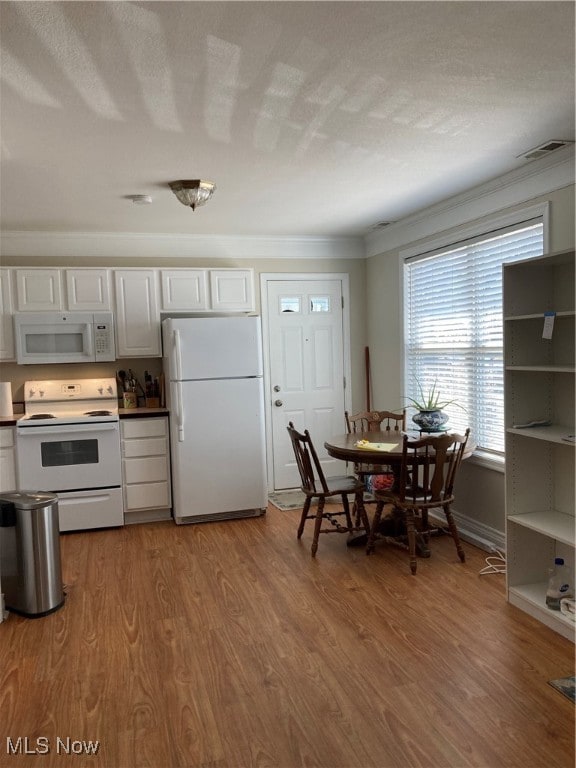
[310,296,330,312]
[280,296,301,313]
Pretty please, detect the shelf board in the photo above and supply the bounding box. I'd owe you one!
[504,310,575,321]
[508,583,575,642]
[508,510,575,545]
[505,365,575,373]
[506,424,576,444]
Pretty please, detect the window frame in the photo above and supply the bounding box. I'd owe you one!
[400,202,549,471]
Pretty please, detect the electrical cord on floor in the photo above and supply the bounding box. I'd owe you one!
[479,548,506,575]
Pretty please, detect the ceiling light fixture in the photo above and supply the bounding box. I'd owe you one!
[169,180,216,211]
[127,194,152,205]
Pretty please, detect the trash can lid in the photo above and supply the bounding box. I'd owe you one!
[0,490,58,510]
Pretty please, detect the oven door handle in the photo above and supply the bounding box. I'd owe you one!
[17,423,119,436]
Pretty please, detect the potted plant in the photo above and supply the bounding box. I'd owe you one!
[406,380,462,432]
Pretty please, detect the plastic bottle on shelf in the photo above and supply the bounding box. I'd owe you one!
[545,558,573,610]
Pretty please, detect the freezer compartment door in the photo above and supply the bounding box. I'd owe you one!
[170,378,267,520]
[162,316,262,380]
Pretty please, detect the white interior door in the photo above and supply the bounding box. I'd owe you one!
[264,278,349,490]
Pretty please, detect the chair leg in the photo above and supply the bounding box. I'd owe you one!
[405,508,418,574]
[355,491,370,535]
[297,496,311,539]
[341,493,354,530]
[311,498,325,557]
[366,499,384,555]
[443,503,466,562]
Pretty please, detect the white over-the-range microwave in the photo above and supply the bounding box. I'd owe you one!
[14,312,116,364]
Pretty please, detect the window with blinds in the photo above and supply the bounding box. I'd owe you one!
[404,220,544,456]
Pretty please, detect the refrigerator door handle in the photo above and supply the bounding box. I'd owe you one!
[174,329,183,381]
[176,381,185,442]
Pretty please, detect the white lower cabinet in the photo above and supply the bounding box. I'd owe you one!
[121,416,172,523]
[0,427,17,493]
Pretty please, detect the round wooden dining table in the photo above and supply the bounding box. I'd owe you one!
[324,429,455,553]
[324,428,474,465]
[324,430,407,466]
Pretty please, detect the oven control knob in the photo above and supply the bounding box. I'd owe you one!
[29,389,35,398]
[98,387,103,395]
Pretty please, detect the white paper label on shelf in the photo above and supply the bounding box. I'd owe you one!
[542,311,556,339]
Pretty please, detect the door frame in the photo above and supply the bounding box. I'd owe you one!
[260,272,353,493]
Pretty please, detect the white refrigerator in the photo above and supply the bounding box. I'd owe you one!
[162,316,268,524]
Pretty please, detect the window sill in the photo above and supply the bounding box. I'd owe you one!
[467,450,505,473]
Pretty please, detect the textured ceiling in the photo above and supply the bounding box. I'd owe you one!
[1,1,574,238]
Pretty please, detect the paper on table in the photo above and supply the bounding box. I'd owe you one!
[354,440,398,452]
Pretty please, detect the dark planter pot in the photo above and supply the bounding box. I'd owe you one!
[412,409,449,432]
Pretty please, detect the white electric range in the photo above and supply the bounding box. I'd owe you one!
[16,378,124,531]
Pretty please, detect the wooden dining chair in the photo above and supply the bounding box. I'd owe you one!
[345,409,406,435]
[366,429,470,574]
[344,409,406,493]
[286,422,370,556]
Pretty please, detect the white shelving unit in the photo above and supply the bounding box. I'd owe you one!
[503,249,575,642]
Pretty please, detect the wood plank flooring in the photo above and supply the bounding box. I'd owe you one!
[1,504,574,768]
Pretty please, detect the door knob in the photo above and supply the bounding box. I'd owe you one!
[273,385,281,392]
[274,399,283,407]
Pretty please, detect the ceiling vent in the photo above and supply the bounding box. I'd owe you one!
[370,221,394,231]
[518,140,573,161]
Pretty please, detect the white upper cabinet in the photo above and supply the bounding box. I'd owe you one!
[14,268,111,312]
[160,268,255,312]
[0,269,15,360]
[66,269,111,310]
[209,269,254,311]
[161,269,209,311]
[114,269,161,357]
[16,268,63,311]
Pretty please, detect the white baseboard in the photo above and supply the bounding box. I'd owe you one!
[124,508,172,525]
[430,508,505,553]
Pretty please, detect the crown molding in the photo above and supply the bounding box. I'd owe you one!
[0,231,365,262]
[365,146,575,257]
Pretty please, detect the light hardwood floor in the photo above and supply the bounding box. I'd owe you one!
[1,504,574,768]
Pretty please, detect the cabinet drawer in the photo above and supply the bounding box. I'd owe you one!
[125,482,170,511]
[123,436,167,458]
[0,427,14,448]
[123,456,168,484]
[122,418,167,440]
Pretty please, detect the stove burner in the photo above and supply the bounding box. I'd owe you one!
[27,413,56,420]
[84,410,113,417]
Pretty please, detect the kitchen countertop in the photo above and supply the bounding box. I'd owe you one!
[1,408,169,426]
[118,407,169,418]
[0,416,21,427]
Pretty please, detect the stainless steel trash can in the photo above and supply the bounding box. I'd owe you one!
[0,491,65,618]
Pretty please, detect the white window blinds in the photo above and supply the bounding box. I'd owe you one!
[404,220,544,455]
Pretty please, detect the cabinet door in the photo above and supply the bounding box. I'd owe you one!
[16,269,63,311]
[0,269,15,360]
[209,269,255,311]
[0,428,16,492]
[161,270,208,311]
[114,270,161,357]
[66,269,111,310]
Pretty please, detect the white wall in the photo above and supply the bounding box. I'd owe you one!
[365,155,575,548]
[1,255,368,414]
